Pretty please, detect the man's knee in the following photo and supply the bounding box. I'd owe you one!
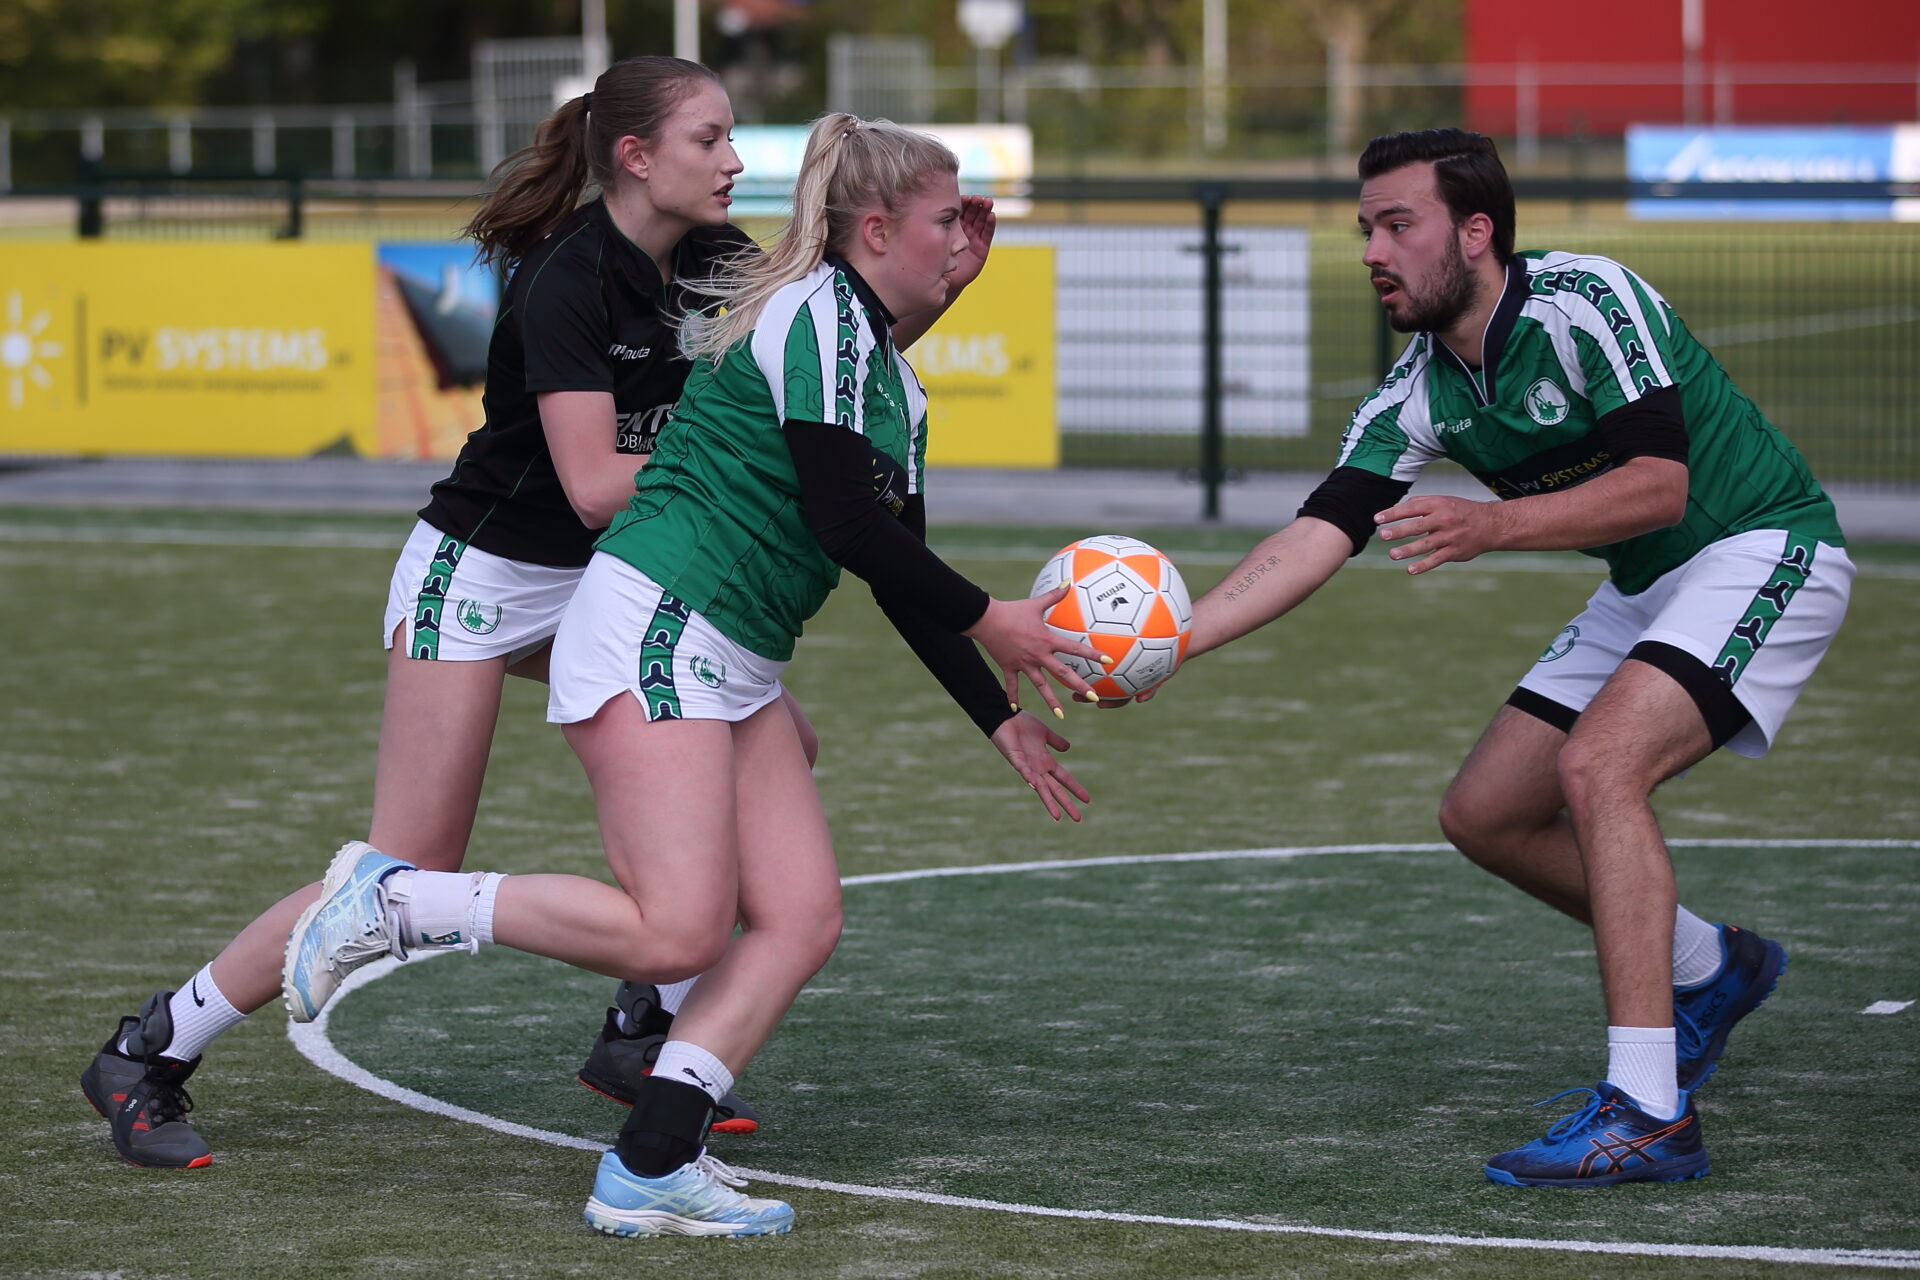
[1438,767,1561,865]
[1556,731,1658,812]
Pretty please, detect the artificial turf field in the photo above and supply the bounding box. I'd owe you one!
[3,506,1916,1278]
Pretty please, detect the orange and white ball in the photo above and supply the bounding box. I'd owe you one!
[1031,534,1193,700]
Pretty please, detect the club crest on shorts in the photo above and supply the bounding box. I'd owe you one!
[456,599,502,634]
[1525,378,1570,426]
[689,654,727,688]
[1538,624,1579,662]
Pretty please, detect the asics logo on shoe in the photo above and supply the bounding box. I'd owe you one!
[190,978,206,1007]
[1578,1114,1694,1178]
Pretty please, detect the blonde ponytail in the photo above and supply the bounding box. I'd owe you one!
[682,113,959,361]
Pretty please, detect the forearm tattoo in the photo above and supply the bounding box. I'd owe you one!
[1220,554,1283,601]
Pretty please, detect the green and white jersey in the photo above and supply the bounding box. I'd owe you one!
[1338,250,1843,594]
[595,257,930,660]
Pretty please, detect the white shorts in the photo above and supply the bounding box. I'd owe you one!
[382,520,582,663]
[547,553,787,725]
[1515,529,1854,758]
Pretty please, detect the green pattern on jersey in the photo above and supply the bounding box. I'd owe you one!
[832,275,858,427]
[637,592,692,721]
[783,310,825,423]
[1712,532,1816,688]
[595,260,930,661]
[410,534,467,659]
[1525,263,1666,405]
[1337,250,1844,595]
[861,342,910,464]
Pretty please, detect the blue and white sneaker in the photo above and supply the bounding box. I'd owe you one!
[1675,923,1787,1091]
[282,841,415,1023]
[1484,1082,1709,1188]
[584,1149,794,1237]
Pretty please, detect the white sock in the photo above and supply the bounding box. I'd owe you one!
[651,1040,734,1104]
[386,870,505,953]
[657,978,697,1016]
[1672,908,1724,988]
[1607,1025,1680,1118]
[118,965,247,1061]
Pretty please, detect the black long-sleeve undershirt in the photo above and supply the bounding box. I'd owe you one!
[783,418,1015,737]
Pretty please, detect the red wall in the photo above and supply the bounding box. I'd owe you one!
[1465,0,1920,136]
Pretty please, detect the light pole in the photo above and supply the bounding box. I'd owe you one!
[1202,0,1227,151]
[958,0,1021,124]
[677,0,700,64]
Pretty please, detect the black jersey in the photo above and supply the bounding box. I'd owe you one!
[417,200,754,567]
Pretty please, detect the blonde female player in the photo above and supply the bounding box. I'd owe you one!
[282,113,1102,1237]
[79,61,975,1169]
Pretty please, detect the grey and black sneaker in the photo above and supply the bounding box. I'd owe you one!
[578,981,761,1135]
[80,992,212,1169]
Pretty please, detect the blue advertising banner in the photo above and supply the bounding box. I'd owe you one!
[1626,125,1915,220]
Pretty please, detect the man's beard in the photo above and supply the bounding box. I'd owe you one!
[1385,245,1479,334]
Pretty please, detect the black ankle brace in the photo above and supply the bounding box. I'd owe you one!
[614,1077,715,1177]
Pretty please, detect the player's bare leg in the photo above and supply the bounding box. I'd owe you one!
[1438,706,1590,921]
[1557,659,1715,1029]
[665,701,841,1067]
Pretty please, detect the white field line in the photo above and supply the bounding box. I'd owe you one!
[1862,1000,1913,1015]
[4,522,1917,581]
[0,523,403,550]
[289,839,1920,1271]
[1693,304,1920,350]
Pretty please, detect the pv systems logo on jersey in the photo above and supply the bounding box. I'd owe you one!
[1525,379,1570,426]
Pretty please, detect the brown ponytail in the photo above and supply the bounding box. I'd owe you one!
[464,56,722,266]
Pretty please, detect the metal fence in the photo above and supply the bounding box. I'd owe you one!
[7,174,1917,502]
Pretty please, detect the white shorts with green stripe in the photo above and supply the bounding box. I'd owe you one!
[383,520,582,662]
[547,553,787,726]
[1515,528,1854,758]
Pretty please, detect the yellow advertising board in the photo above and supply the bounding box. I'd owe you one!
[0,244,376,456]
[906,245,1056,468]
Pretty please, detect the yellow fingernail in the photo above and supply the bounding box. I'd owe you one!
[1052,706,1066,720]
[1075,690,1098,703]
[1098,653,1114,665]
[1009,702,1020,712]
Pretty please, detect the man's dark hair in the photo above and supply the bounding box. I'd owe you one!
[1358,128,1515,265]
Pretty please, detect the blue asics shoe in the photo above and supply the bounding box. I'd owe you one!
[584,1149,794,1237]
[283,841,415,1023]
[1484,1082,1708,1188]
[1675,923,1787,1091]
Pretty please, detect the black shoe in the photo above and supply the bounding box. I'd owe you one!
[1674,923,1788,1091]
[577,981,761,1135]
[79,992,212,1169]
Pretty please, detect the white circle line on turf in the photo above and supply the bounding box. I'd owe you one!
[288,839,1920,1272]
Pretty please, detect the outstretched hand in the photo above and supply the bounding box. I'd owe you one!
[990,711,1090,822]
[966,588,1105,718]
